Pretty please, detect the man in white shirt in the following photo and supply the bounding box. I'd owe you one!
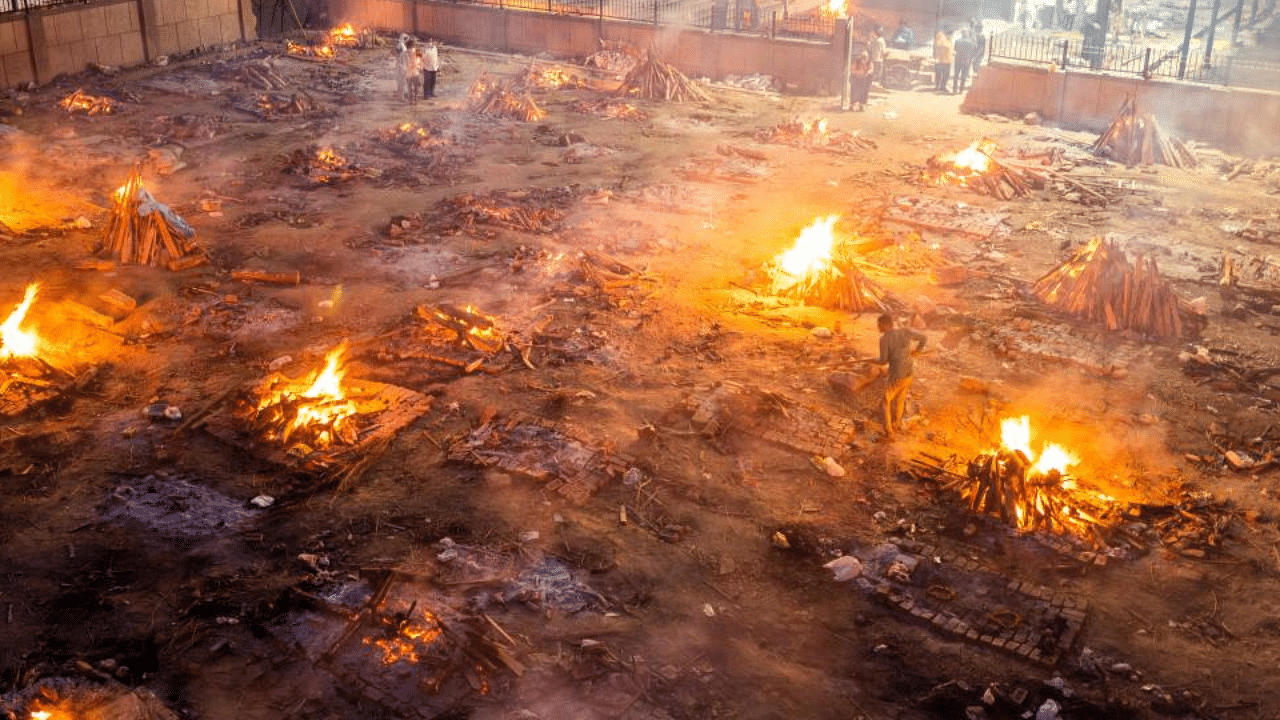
[869,27,886,86]
[422,42,440,99]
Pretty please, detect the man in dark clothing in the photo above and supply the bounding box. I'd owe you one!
[873,313,926,437]
[953,29,976,93]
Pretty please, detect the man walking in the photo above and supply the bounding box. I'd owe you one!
[872,314,926,438]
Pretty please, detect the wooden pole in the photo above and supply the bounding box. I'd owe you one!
[1178,0,1198,79]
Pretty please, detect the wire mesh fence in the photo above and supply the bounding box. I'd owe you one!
[987,32,1280,89]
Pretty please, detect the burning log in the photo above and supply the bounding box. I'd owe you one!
[466,73,546,122]
[921,139,1043,200]
[1032,237,1202,339]
[1092,97,1197,168]
[518,64,585,90]
[101,170,203,267]
[59,89,114,115]
[285,39,337,61]
[254,91,325,117]
[416,303,506,355]
[285,145,371,185]
[240,343,361,458]
[616,48,709,102]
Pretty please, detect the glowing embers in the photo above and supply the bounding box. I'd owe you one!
[102,170,204,268]
[466,73,546,122]
[364,606,444,666]
[766,216,892,312]
[285,39,336,59]
[3,680,178,720]
[284,145,373,186]
[946,416,1115,542]
[59,89,114,115]
[922,138,1042,199]
[328,22,365,47]
[519,64,585,90]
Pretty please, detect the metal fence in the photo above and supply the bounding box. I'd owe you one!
[440,0,833,37]
[988,32,1280,90]
[0,0,92,14]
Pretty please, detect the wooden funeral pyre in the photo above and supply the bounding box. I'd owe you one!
[616,48,709,102]
[1032,237,1200,338]
[467,74,546,122]
[102,171,204,269]
[0,284,80,415]
[768,216,893,312]
[921,139,1042,200]
[205,343,432,474]
[1092,98,1197,168]
[755,116,877,152]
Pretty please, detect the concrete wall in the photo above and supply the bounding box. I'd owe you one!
[332,0,843,93]
[0,0,257,87]
[962,60,1280,155]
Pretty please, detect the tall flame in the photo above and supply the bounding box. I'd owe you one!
[0,283,42,360]
[999,416,1079,476]
[777,215,839,278]
[950,142,991,173]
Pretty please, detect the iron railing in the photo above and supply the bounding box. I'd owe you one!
[0,0,93,14]
[442,0,831,36]
[987,32,1280,89]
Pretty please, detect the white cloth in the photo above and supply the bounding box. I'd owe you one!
[423,45,439,72]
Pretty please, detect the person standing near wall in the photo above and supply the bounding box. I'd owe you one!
[972,22,987,76]
[869,27,887,86]
[952,28,976,92]
[422,41,440,99]
[933,30,953,92]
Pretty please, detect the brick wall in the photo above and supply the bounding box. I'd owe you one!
[0,0,256,88]
[333,0,843,93]
[962,61,1280,155]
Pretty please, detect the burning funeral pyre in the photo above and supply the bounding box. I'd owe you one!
[210,342,432,474]
[286,39,337,60]
[519,64,585,90]
[101,171,204,269]
[285,145,375,186]
[0,284,79,415]
[466,74,546,122]
[616,48,709,102]
[766,216,894,312]
[921,139,1044,200]
[1032,237,1202,339]
[755,116,877,152]
[59,89,114,115]
[1093,97,1197,168]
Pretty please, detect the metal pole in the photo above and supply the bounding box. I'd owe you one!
[840,17,853,110]
[1231,0,1243,43]
[1142,46,1150,75]
[1061,38,1069,67]
[1204,0,1221,66]
[1178,0,1197,79]
[770,10,776,38]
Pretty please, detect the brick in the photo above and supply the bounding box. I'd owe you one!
[979,634,993,644]
[965,628,979,640]
[898,597,914,611]
[177,19,199,50]
[96,34,124,66]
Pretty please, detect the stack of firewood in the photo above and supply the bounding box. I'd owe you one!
[1092,97,1197,168]
[772,261,892,312]
[467,74,546,122]
[1032,237,1199,338]
[101,170,204,268]
[616,48,709,102]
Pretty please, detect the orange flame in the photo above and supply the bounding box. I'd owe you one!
[0,283,43,360]
[60,89,113,115]
[329,23,360,46]
[363,610,443,665]
[950,142,991,173]
[775,215,839,280]
[999,416,1079,476]
[256,343,359,447]
[315,147,346,168]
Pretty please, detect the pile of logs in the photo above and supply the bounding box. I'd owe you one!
[427,188,573,235]
[240,59,289,90]
[771,261,893,312]
[416,303,507,355]
[616,48,709,102]
[101,170,204,269]
[467,74,547,122]
[921,140,1044,200]
[1092,97,1197,168]
[284,145,370,185]
[59,89,114,115]
[518,65,585,90]
[244,384,360,451]
[944,450,1106,542]
[1032,237,1200,338]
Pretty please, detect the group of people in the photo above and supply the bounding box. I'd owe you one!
[932,20,986,94]
[395,34,441,103]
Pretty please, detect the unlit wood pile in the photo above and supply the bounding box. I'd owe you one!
[1092,97,1197,168]
[240,59,289,90]
[773,262,892,312]
[467,74,547,122]
[101,170,203,268]
[1032,237,1198,338]
[428,188,573,235]
[616,48,709,102]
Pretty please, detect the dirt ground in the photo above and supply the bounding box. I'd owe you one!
[2,29,1280,720]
